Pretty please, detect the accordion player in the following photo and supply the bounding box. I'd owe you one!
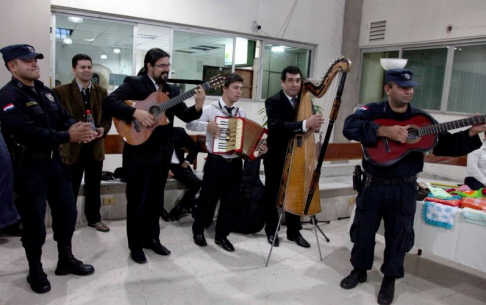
[212,116,268,160]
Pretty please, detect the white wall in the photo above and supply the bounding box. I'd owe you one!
[0,0,52,86]
[360,0,486,47]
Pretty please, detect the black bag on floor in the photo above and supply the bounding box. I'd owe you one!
[231,158,265,234]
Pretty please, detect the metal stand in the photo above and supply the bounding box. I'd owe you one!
[303,215,330,242]
[265,213,328,267]
[265,212,283,267]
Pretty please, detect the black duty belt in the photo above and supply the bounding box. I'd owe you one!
[24,149,60,160]
[364,173,416,186]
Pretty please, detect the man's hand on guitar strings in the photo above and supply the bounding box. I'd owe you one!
[468,113,486,137]
[133,109,155,127]
[377,125,409,144]
[194,85,206,112]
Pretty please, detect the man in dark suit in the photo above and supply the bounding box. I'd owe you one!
[54,54,111,232]
[263,66,324,248]
[167,127,202,221]
[103,48,205,264]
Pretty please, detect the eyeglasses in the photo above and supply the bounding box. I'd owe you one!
[153,63,171,69]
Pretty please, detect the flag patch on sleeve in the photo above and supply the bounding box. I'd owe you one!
[358,106,368,111]
[2,103,14,112]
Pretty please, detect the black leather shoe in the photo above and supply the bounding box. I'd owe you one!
[340,269,367,289]
[215,237,235,252]
[143,240,171,256]
[169,205,188,221]
[288,235,311,248]
[55,257,95,276]
[377,277,395,305]
[193,234,207,247]
[160,208,173,222]
[130,250,147,264]
[267,235,280,247]
[27,266,51,294]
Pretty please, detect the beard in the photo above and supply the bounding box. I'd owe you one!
[154,71,169,84]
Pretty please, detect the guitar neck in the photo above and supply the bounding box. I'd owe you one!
[419,115,486,136]
[160,81,214,111]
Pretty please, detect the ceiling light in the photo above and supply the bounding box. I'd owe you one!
[100,54,107,59]
[68,16,83,23]
[63,38,73,45]
[271,46,285,53]
[113,48,121,54]
[85,38,95,42]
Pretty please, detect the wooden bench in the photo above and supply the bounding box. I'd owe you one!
[104,134,467,167]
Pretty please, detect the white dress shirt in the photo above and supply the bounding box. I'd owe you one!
[186,99,246,159]
[466,141,486,184]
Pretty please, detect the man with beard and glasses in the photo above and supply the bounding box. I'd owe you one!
[103,48,205,264]
[0,44,96,294]
[54,54,112,232]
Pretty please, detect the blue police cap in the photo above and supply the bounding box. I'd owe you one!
[0,44,44,63]
[385,69,419,87]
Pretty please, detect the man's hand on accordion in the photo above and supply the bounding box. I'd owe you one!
[256,140,268,156]
[208,120,222,138]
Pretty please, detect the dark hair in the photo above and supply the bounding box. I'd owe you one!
[223,73,243,88]
[281,66,302,81]
[138,48,170,75]
[72,54,92,68]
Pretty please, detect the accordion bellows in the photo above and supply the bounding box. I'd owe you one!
[212,116,267,161]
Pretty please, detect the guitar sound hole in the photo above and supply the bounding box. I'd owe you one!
[408,128,420,140]
[149,106,160,115]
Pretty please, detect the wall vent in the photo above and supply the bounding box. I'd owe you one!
[369,20,386,42]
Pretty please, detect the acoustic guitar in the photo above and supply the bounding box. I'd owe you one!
[113,75,225,145]
[363,113,486,166]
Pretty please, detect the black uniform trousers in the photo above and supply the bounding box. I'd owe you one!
[169,163,202,211]
[15,156,77,260]
[124,159,169,252]
[192,153,242,238]
[350,181,416,279]
[263,158,302,238]
[68,144,103,224]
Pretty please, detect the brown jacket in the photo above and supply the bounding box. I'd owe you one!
[53,79,111,165]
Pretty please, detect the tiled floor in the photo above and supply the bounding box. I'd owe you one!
[1,218,485,305]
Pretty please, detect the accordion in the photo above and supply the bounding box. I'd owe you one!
[212,116,268,160]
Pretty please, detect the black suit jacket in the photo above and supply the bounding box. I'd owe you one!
[103,74,201,164]
[172,127,199,164]
[264,90,305,180]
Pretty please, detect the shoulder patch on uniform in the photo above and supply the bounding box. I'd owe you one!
[45,93,55,102]
[26,101,38,107]
[2,103,15,112]
[358,106,369,111]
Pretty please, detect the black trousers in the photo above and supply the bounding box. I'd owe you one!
[350,181,417,279]
[464,176,485,190]
[262,158,302,238]
[124,160,169,252]
[68,145,103,224]
[15,156,77,260]
[192,154,242,238]
[169,163,202,210]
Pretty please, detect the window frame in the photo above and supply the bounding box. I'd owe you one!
[51,9,316,101]
[359,39,486,115]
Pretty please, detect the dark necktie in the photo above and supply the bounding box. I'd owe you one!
[82,88,91,111]
[225,106,234,117]
[291,97,297,109]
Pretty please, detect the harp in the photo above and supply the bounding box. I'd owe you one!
[277,57,352,216]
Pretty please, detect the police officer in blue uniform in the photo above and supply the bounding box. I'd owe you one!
[341,68,486,305]
[0,44,97,294]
